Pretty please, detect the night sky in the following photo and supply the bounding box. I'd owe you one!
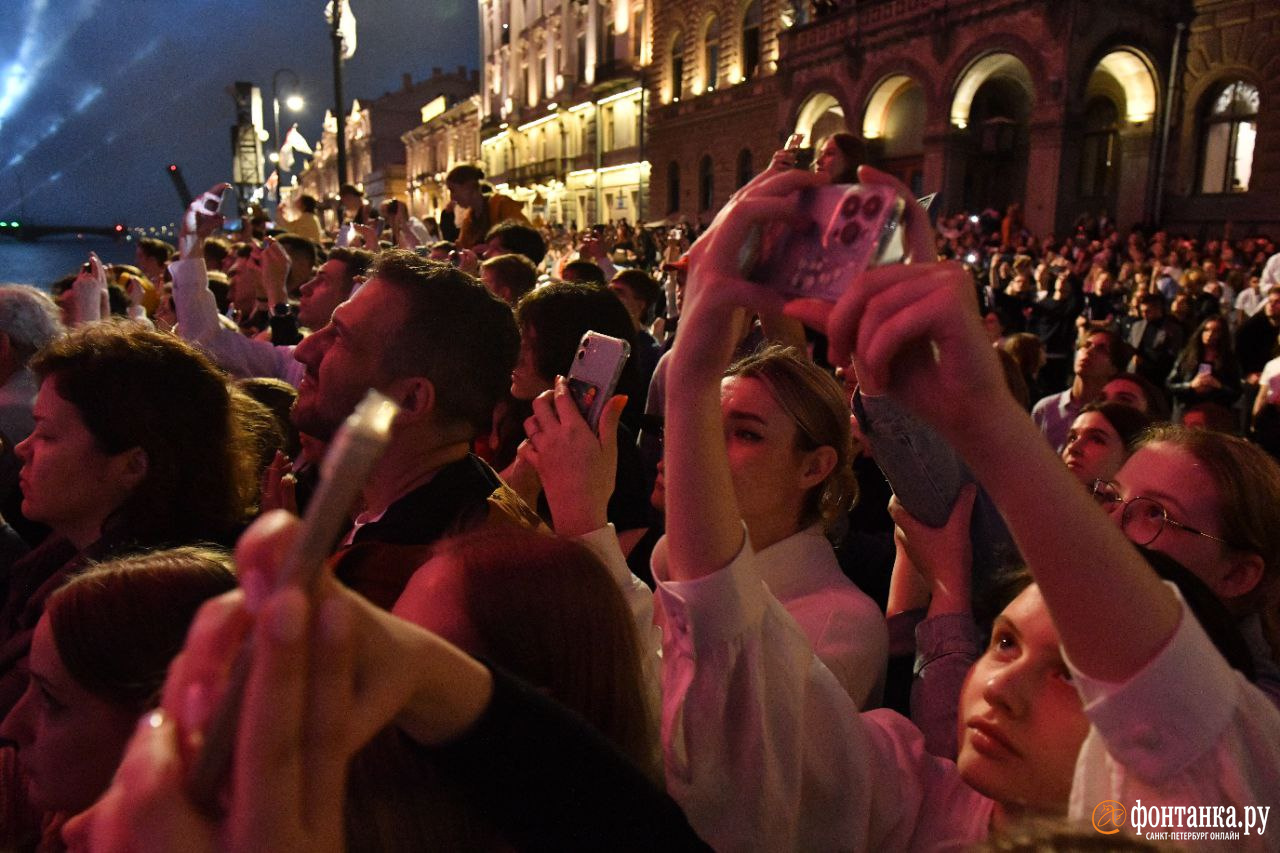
[0,0,478,229]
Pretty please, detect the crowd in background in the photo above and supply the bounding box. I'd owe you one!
[0,139,1274,851]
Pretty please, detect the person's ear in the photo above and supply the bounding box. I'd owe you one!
[110,446,149,494]
[797,445,838,491]
[1218,551,1264,602]
[390,377,437,421]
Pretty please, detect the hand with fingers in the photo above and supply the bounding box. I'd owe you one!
[259,237,292,307]
[260,451,298,515]
[888,484,977,618]
[180,184,232,261]
[65,510,494,852]
[519,376,627,538]
[66,253,110,325]
[354,222,382,251]
[781,167,1007,431]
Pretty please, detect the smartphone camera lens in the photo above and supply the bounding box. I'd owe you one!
[840,222,863,245]
[841,196,863,218]
[862,195,883,217]
[577,350,585,360]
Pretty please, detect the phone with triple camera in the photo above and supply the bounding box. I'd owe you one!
[745,183,905,302]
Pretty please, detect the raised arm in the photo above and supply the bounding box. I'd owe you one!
[805,171,1180,682]
[663,169,822,582]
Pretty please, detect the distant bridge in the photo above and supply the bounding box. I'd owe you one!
[0,223,128,241]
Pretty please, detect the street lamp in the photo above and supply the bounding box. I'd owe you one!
[271,68,305,204]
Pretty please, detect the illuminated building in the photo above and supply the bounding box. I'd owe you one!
[478,0,652,226]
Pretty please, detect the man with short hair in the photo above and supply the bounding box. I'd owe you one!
[1236,286,1280,383]
[1031,329,1128,451]
[170,187,373,385]
[134,238,174,284]
[291,249,538,606]
[445,164,528,250]
[274,233,320,297]
[481,220,547,265]
[480,253,538,305]
[1124,292,1184,388]
[0,286,64,445]
[609,268,664,390]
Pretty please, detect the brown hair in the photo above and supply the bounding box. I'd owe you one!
[726,344,857,531]
[439,529,658,777]
[480,252,539,303]
[1137,425,1280,653]
[31,322,255,545]
[47,546,236,710]
[369,250,519,435]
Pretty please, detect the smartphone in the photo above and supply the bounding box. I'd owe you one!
[566,331,631,431]
[215,185,239,219]
[747,183,905,302]
[786,133,815,170]
[335,222,355,247]
[1196,363,1213,378]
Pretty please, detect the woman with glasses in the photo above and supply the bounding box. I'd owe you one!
[1093,424,1280,703]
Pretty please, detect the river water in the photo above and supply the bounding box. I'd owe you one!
[0,236,140,291]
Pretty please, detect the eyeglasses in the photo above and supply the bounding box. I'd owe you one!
[1090,479,1231,547]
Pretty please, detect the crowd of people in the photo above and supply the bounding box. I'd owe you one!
[0,132,1274,852]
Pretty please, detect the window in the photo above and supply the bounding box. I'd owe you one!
[671,32,686,99]
[632,7,645,60]
[577,32,587,82]
[699,154,714,211]
[1200,80,1258,193]
[736,148,753,188]
[602,104,615,151]
[703,16,721,92]
[742,0,762,80]
[667,160,680,213]
[1079,98,1118,198]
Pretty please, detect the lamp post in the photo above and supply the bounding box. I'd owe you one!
[271,68,305,204]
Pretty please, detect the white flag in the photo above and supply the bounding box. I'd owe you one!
[325,0,358,60]
[284,124,313,156]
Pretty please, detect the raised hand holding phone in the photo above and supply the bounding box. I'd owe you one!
[180,183,233,261]
[519,376,628,538]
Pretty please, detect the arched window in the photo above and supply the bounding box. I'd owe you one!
[671,32,686,100]
[699,154,714,211]
[741,0,762,80]
[1079,97,1119,198]
[703,16,721,92]
[667,160,681,213]
[736,148,754,188]
[1200,80,1258,193]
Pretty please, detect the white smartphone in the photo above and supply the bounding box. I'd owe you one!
[566,331,631,431]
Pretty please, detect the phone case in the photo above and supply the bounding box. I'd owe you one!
[566,332,631,431]
[751,183,904,302]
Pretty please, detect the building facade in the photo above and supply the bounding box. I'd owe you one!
[646,0,1276,237]
[294,66,479,215]
[403,94,483,224]
[477,0,653,227]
